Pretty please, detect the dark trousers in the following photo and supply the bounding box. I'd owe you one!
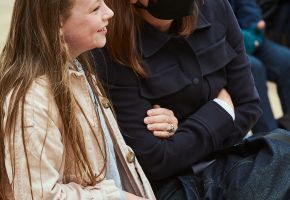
[248,39,290,133]
[156,129,290,200]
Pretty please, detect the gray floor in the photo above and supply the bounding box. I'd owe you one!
[0,0,283,118]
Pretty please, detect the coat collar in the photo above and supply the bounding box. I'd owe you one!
[140,12,211,58]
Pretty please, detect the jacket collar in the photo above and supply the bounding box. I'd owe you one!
[140,12,211,58]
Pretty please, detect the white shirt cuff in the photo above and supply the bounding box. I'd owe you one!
[213,98,235,120]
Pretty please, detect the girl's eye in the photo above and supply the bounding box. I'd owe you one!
[93,6,100,12]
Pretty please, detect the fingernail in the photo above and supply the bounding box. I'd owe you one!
[147,124,152,130]
[144,117,149,123]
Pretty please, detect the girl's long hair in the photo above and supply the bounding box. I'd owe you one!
[0,0,107,199]
[105,0,201,76]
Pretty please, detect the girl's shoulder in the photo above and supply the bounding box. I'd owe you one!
[5,75,51,106]
[4,75,60,131]
[24,76,54,107]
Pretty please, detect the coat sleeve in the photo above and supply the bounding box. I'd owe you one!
[222,0,262,144]
[4,82,122,200]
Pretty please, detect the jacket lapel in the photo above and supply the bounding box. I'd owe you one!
[98,95,156,200]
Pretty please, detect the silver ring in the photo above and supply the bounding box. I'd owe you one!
[168,123,176,134]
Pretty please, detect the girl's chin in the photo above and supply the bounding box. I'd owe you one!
[94,38,107,48]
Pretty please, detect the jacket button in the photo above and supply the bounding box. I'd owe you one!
[126,151,135,163]
[101,97,110,108]
[193,78,199,85]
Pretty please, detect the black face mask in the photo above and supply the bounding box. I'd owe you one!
[136,0,195,20]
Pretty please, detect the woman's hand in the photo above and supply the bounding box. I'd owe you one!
[144,105,178,138]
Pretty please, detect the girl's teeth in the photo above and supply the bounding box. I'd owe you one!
[98,27,106,32]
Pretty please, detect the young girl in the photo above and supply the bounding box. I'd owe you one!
[0,0,178,199]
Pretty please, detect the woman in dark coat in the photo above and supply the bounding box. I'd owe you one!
[92,0,281,199]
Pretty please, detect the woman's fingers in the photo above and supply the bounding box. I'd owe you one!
[144,114,171,124]
[147,123,171,131]
[147,107,173,117]
[145,105,178,137]
[152,131,174,138]
[147,123,177,137]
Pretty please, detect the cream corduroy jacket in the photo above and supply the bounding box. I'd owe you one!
[3,69,155,200]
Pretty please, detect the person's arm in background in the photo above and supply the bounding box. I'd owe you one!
[228,0,264,29]
[228,0,266,54]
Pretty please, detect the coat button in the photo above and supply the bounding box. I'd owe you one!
[193,78,199,85]
[126,151,135,163]
[101,97,110,108]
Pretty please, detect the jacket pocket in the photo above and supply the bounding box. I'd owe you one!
[196,37,237,99]
[196,37,237,75]
[138,64,192,99]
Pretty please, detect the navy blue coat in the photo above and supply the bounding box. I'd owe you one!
[94,0,262,186]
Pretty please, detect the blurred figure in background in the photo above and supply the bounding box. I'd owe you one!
[257,0,290,48]
[229,0,290,132]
